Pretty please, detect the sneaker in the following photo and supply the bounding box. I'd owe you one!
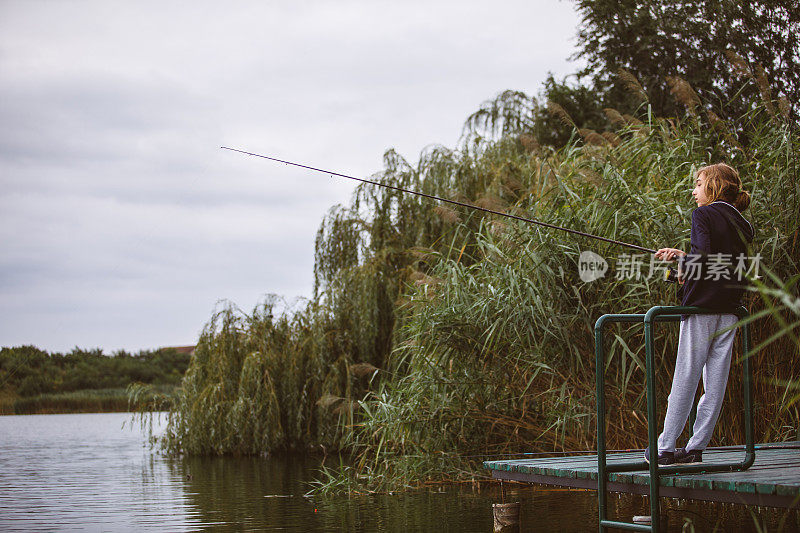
[675,447,703,464]
[644,447,675,465]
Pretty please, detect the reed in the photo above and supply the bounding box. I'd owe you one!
[152,76,799,493]
[11,387,176,415]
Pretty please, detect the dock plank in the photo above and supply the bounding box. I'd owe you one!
[484,442,800,508]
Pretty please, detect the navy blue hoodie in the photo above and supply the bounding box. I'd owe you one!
[677,201,754,312]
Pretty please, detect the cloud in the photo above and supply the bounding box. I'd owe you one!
[0,0,580,352]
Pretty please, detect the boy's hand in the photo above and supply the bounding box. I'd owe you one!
[654,248,686,261]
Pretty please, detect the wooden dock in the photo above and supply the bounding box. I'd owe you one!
[484,442,800,509]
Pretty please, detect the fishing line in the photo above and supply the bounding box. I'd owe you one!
[220,146,658,254]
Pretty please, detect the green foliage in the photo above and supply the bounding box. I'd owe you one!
[0,345,191,400]
[159,297,364,455]
[333,95,799,490]
[161,74,799,495]
[8,387,176,415]
[462,77,613,150]
[149,6,799,486]
[574,0,800,122]
[462,0,800,151]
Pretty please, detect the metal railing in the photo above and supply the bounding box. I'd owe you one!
[594,306,754,532]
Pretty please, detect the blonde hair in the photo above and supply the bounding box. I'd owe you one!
[697,163,751,212]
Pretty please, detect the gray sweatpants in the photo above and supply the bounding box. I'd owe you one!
[657,313,738,453]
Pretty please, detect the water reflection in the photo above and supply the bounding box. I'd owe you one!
[175,455,323,531]
[0,412,201,532]
[0,413,796,532]
[176,453,522,532]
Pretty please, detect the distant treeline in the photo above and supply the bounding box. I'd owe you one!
[0,346,191,413]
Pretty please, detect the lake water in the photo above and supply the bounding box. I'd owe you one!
[0,413,795,532]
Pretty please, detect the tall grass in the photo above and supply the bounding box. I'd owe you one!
[7,386,176,415]
[153,72,799,492]
[333,92,798,490]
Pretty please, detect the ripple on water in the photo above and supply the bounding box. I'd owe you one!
[1,413,796,532]
[0,412,200,532]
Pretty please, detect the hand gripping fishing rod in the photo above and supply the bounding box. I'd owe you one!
[221,146,678,281]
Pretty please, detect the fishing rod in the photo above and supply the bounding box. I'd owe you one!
[221,147,678,282]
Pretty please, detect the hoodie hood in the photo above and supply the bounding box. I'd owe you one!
[707,201,754,244]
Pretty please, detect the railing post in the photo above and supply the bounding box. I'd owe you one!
[739,306,756,467]
[643,307,662,533]
[593,306,753,532]
[595,315,609,532]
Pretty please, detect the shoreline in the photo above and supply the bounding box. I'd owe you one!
[0,386,175,416]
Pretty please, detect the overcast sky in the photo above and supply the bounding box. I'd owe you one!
[0,0,582,353]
